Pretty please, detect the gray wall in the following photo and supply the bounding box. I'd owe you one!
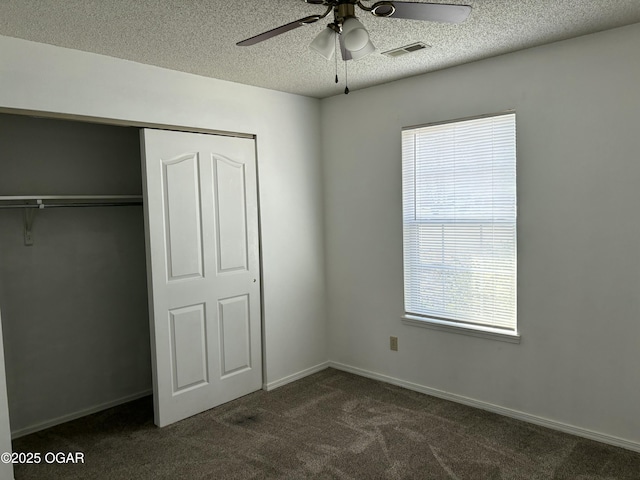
[0,114,151,435]
[321,23,640,447]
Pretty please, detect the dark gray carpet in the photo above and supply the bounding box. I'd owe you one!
[12,368,640,479]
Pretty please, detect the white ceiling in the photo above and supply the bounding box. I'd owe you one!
[1,1,639,99]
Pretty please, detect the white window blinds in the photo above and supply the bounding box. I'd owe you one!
[402,112,517,331]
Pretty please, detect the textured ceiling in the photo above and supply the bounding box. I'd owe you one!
[1,1,640,98]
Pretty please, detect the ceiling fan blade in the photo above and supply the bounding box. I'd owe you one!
[237,15,320,46]
[339,35,353,61]
[385,2,471,23]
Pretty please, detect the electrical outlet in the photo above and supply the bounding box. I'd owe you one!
[390,336,398,351]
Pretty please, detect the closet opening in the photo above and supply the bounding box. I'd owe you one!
[0,112,153,439]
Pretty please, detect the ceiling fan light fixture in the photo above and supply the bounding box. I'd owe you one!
[349,39,376,60]
[342,17,370,52]
[309,26,337,60]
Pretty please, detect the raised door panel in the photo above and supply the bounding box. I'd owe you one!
[169,304,209,393]
[162,154,203,281]
[218,295,251,377]
[214,156,248,273]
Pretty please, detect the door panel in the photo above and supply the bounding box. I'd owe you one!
[214,156,249,273]
[219,294,251,377]
[141,129,261,427]
[214,158,248,272]
[162,153,203,281]
[169,303,208,392]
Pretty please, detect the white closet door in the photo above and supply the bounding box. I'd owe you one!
[0,310,14,480]
[141,129,262,427]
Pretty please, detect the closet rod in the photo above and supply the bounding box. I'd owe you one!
[0,195,143,209]
[0,203,142,209]
[0,195,143,201]
[0,195,144,245]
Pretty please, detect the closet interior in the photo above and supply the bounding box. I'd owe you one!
[0,112,152,438]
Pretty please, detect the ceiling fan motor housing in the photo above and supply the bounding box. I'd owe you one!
[336,2,357,23]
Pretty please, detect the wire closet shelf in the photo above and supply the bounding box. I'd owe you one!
[0,195,144,245]
[0,195,143,209]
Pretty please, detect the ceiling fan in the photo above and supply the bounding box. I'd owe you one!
[237,0,472,62]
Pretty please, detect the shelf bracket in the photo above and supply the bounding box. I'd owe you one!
[23,200,43,246]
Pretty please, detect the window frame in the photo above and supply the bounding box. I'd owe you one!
[400,111,520,343]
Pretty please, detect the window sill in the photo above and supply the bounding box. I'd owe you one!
[401,315,521,344]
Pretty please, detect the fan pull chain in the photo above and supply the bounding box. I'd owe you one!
[344,59,349,95]
[335,34,339,84]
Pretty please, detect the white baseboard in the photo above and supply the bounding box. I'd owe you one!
[263,361,330,391]
[328,361,640,453]
[11,389,153,439]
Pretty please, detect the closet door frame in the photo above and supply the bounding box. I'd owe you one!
[0,106,267,440]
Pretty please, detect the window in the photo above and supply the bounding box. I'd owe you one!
[401,112,517,339]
